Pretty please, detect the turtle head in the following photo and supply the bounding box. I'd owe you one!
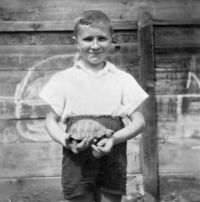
[105,129,114,138]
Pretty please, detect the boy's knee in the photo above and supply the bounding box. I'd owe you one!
[94,190,122,202]
[64,192,94,202]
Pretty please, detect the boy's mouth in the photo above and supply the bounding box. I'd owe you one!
[88,50,103,54]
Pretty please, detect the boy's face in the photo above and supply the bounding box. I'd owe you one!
[75,24,112,67]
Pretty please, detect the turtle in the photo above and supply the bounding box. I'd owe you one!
[68,119,114,153]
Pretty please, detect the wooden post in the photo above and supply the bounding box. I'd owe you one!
[138,8,159,201]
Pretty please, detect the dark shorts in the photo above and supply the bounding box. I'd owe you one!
[62,115,127,199]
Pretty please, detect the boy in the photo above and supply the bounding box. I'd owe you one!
[39,10,148,202]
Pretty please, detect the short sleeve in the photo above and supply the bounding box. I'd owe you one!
[122,73,148,117]
[39,73,65,117]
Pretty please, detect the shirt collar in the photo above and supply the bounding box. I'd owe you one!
[75,60,116,77]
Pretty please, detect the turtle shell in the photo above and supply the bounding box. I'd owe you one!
[68,119,113,140]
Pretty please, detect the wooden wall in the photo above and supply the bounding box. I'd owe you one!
[155,25,200,202]
[0,0,200,202]
[0,30,142,202]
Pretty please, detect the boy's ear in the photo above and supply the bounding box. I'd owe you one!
[72,36,77,44]
[112,35,117,44]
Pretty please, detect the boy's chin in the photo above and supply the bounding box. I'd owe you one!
[86,59,105,65]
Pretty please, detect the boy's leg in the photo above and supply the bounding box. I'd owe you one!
[94,189,122,202]
[64,192,94,202]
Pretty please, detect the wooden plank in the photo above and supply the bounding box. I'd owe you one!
[0,142,63,178]
[1,1,200,31]
[155,70,190,95]
[0,43,138,70]
[0,177,64,202]
[138,11,158,201]
[159,175,200,202]
[158,139,200,173]
[0,119,52,143]
[154,26,200,47]
[152,6,200,25]
[0,21,138,32]
[155,53,200,69]
[0,31,138,45]
[155,45,200,54]
[0,0,139,21]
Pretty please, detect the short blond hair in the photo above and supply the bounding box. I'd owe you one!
[73,10,113,37]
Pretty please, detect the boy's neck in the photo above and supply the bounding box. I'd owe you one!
[81,60,105,73]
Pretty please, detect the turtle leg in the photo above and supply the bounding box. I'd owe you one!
[71,139,78,154]
[105,129,114,138]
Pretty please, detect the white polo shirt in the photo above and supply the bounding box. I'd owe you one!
[39,60,148,122]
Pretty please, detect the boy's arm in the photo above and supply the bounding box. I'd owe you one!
[111,109,145,145]
[92,107,146,158]
[45,106,95,151]
[45,106,70,147]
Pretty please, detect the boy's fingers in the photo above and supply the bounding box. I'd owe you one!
[87,137,94,144]
[65,132,71,140]
[77,138,87,148]
[91,144,101,153]
[92,149,102,158]
[92,150,99,158]
[97,138,107,147]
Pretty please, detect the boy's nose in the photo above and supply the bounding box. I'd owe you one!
[91,39,100,49]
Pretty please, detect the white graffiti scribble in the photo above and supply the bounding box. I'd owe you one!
[187,72,200,89]
[186,55,200,89]
[14,54,74,141]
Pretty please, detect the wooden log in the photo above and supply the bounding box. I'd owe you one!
[138,10,158,201]
[159,175,200,202]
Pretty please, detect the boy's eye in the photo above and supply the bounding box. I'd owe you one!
[82,37,108,42]
[83,37,93,42]
[99,37,107,41]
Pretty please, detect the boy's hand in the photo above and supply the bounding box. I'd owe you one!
[76,137,96,152]
[65,136,96,152]
[91,137,115,158]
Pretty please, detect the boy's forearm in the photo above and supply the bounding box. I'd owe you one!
[45,114,69,147]
[111,112,146,145]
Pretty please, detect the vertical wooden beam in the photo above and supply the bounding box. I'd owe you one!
[138,8,159,201]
